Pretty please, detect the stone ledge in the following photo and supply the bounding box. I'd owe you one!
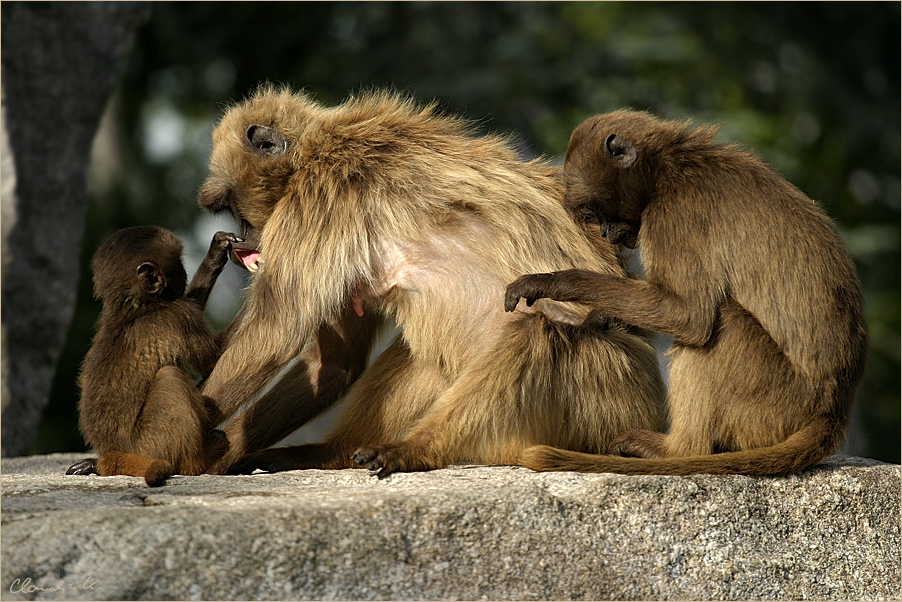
[1,453,899,600]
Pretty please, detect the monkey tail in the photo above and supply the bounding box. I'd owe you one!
[520,416,843,476]
[97,452,173,487]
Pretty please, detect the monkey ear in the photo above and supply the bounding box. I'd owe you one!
[246,125,288,157]
[604,134,637,167]
[137,262,165,296]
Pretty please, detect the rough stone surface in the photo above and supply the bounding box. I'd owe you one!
[0,2,150,456]
[1,453,898,601]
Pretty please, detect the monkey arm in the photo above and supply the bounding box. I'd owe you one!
[204,307,379,473]
[505,269,716,347]
[185,231,237,309]
[201,290,310,419]
[202,185,372,419]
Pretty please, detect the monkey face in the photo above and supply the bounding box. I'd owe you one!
[564,113,655,249]
[198,88,313,274]
[198,124,288,274]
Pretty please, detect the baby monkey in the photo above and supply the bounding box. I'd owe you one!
[506,110,868,476]
[66,226,238,486]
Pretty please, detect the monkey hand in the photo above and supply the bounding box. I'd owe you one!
[65,458,98,476]
[504,273,557,312]
[351,443,436,479]
[205,231,241,270]
[505,269,606,312]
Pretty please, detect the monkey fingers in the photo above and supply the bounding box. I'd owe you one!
[206,231,241,268]
[351,444,436,479]
[503,273,559,312]
[506,269,612,313]
[65,458,98,476]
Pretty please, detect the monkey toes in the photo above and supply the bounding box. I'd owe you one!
[65,458,98,476]
[609,429,667,458]
[351,444,434,479]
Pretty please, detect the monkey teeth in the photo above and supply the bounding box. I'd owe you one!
[233,248,263,273]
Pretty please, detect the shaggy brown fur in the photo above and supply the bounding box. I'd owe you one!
[507,110,868,476]
[196,86,666,477]
[66,227,233,486]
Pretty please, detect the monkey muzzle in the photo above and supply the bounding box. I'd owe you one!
[229,238,262,273]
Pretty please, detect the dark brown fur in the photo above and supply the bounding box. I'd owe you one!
[196,86,666,477]
[506,110,868,476]
[67,227,234,486]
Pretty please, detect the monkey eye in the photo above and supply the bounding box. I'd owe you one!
[573,206,598,225]
[246,124,288,157]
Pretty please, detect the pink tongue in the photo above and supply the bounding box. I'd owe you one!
[234,249,261,270]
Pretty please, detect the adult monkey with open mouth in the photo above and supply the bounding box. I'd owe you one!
[198,86,666,477]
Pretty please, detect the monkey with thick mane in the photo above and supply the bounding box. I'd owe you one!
[67,226,234,486]
[506,110,868,476]
[196,86,666,477]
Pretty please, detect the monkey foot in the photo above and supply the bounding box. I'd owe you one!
[226,444,344,475]
[65,458,98,476]
[609,429,667,458]
[226,451,292,475]
[351,444,437,479]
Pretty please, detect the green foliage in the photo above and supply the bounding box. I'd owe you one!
[38,1,899,461]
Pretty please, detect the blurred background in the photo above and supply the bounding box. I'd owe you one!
[29,2,899,462]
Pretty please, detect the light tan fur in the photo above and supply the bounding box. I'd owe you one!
[197,86,666,476]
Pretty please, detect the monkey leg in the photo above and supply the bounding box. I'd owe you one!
[693,300,814,452]
[227,337,449,474]
[607,340,715,459]
[613,300,810,459]
[209,357,355,474]
[207,310,380,474]
[355,315,666,478]
[133,365,220,476]
[351,328,533,477]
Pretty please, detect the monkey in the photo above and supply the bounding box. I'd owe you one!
[66,226,237,486]
[194,85,667,477]
[505,109,868,476]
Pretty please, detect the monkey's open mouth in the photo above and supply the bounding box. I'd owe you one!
[231,241,262,273]
[229,223,262,273]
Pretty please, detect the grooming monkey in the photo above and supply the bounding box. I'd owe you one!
[506,110,868,476]
[66,226,236,486]
[196,86,666,477]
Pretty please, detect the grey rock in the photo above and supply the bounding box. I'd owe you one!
[0,2,150,456]
[1,453,899,600]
